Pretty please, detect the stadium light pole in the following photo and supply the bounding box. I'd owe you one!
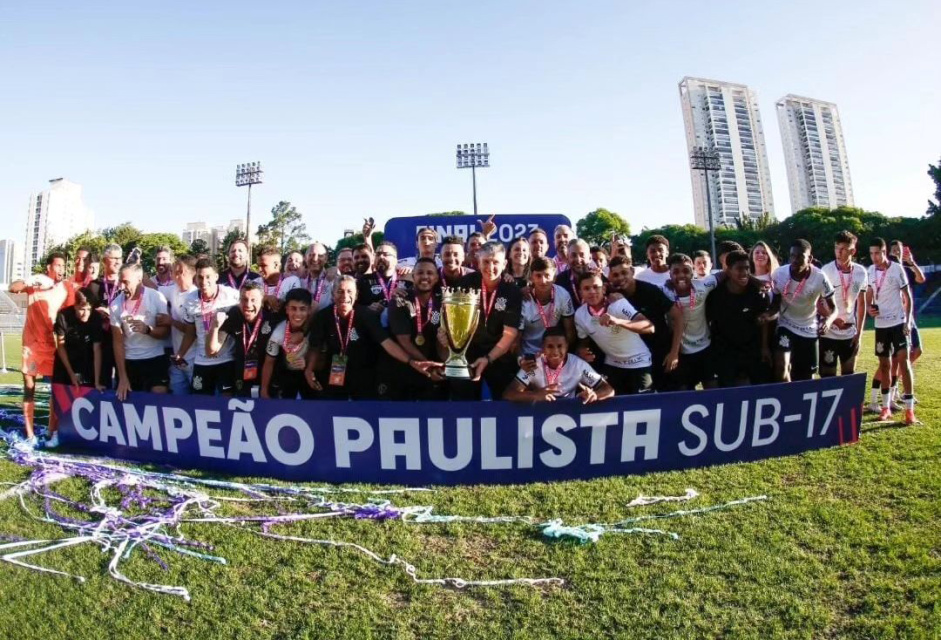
[690,146,721,264]
[235,162,264,257]
[456,143,489,217]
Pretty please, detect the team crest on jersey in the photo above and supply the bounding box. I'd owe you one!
[192,375,203,391]
[823,349,835,364]
[779,334,790,349]
[495,297,507,312]
[610,325,621,335]
[876,341,885,354]
[371,285,383,295]
[261,322,272,335]
[350,328,360,341]
[430,310,441,325]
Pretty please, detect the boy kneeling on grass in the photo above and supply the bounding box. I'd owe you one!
[504,326,614,404]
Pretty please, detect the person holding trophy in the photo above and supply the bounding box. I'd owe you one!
[447,241,522,400]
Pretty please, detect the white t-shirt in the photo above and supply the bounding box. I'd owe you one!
[634,267,671,287]
[165,282,197,363]
[514,354,603,399]
[867,262,909,329]
[181,285,240,366]
[771,265,835,339]
[109,287,169,361]
[300,272,336,312]
[520,285,575,355]
[574,299,652,369]
[661,275,718,354]
[266,321,310,371]
[822,261,868,340]
[250,275,302,301]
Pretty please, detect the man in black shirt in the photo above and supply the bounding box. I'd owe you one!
[555,238,597,307]
[389,258,448,400]
[219,239,261,290]
[85,243,124,389]
[607,255,678,392]
[208,281,274,397]
[453,241,523,400]
[54,288,105,389]
[706,250,772,387]
[306,275,438,400]
[356,241,412,312]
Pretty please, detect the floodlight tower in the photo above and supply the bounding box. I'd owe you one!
[456,143,489,217]
[235,161,264,256]
[689,146,721,263]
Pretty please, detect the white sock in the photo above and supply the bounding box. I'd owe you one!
[904,394,915,411]
[871,388,880,405]
[882,390,891,409]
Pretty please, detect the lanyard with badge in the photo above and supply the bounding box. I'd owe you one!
[330,307,355,386]
[241,314,264,381]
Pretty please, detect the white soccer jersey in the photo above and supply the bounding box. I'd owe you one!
[574,298,652,369]
[250,275,302,301]
[520,285,575,355]
[661,275,718,354]
[822,261,868,340]
[301,273,336,312]
[867,262,909,329]
[771,265,835,339]
[166,283,197,364]
[266,321,310,371]
[634,268,671,287]
[514,354,603,399]
[109,287,169,361]
[181,285,240,365]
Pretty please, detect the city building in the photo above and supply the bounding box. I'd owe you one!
[23,178,95,273]
[679,77,775,228]
[0,239,25,283]
[776,94,854,212]
[181,219,247,255]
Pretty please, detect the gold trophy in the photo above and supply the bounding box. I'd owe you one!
[441,287,482,379]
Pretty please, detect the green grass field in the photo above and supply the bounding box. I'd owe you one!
[0,329,938,639]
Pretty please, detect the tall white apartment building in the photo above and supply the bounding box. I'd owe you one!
[679,77,775,228]
[776,95,854,212]
[23,178,95,273]
[182,219,247,255]
[0,239,25,283]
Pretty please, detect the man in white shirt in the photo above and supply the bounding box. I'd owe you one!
[251,246,301,313]
[867,237,916,424]
[397,227,443,270]
[301,241,336,312]
[505,327,614,403]
[166,255,198,395]
[110,263,171,401]
[175,258,240,396]
[661,253,719,390]
[820,231,868,377]
[574,272,654,394]
[764,239,836,382]
[634,235,671,287]
[520,257,576,356]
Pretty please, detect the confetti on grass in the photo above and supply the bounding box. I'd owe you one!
[0,423,767,600]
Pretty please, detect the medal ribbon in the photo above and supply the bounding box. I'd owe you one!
[283,322,306,355]
[534,287,556,329]
[838,265,854,312]
[674,286,695,310]
[782,274,808,303]
[873,265,889,301]
[200,289,220,332]
[103,278,120,305]
[334,307,356,356]
[480,281,499,322]
[569,271,582,305]
[542,356,564,388]
[307,273,327,303]
[377,272,397,302]
[243,314,264,356]
[264,276,284,299]
[123,289,144,316]
[414,295,434,337]
[227,270,248,290]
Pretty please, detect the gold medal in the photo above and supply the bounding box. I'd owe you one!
[415,335,426,346]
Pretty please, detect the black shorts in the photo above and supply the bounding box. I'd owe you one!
[713,346,770,387]
[602,365,653,395]
[911,325,922,351]
[775,327,819,376]
[449,355,519,401]
[192,361,237,395]
[269,369,318,400]
[124,354,170,391]
[677,347,718,388]
[819,337,858,368]
[874,325,908,358]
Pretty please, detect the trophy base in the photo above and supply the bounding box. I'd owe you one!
[444,364,473,379]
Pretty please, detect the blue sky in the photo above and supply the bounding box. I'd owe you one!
[1,0,938,246]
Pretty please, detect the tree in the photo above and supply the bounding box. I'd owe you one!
[928,156,941,216]
[426,211,468,217]
[334,231,384,254]
[135,233,189,272]
[576,208,631,247]
[189,239,210,256]
[256,201,310,255]
[101,223,145,255]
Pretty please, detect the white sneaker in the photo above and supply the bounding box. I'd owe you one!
[866,403,881,414]
[16,436,38,450]
[44,433,60,449]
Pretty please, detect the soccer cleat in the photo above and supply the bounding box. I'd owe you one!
[878,407,892,422]
[904,409,919,426]
[892,398,905,412]
[866,403,882,414]
[44,433,60,449]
